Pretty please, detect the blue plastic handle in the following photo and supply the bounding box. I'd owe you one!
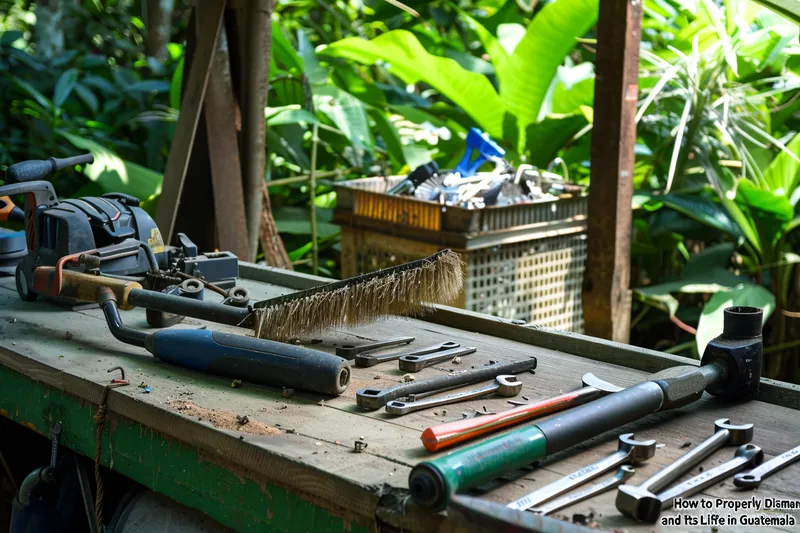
[147,329,350,395]
[454,128,505,178]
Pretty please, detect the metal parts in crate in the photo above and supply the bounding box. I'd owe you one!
[335,173,588,331]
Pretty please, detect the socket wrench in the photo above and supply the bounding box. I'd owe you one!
[508,433,656,511]
[385,375,522,415]
[616,418,754,522]
[734,443,800,489]
[532,466,635,516]
[398,346,477,372]
[355,341,459,367]
[657,444,763,516]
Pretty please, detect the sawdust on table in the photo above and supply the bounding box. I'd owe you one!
[173,401,281,436]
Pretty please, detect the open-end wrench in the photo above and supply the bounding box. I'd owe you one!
[734,443,800,489]
[336,336,414,359]
[531,466,635,516]
[657,444,763,517]
[356,357,537,410]
[355,341,459,367]
[422,373,623,452]
[616,418,754,522]
[399,346,477,372]
[508,433,656,511]
[385,375,522,415]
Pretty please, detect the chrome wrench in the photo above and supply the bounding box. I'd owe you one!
[657,444,763,515]
[531,466,635,516]
[398,346,477,372]
[336,336,414,359]
[385,375,522,415]
[355,341,459,367]
[734,443,800,489]
[508,433,656,511]
[616,418,754,522]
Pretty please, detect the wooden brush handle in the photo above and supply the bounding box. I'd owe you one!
[420,388,602,452]
[33,267,142,310]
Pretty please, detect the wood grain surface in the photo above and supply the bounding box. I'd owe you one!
[0,274,798,532]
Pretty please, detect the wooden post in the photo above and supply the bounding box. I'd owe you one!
[155,0,225,244]
[582,0,642,343]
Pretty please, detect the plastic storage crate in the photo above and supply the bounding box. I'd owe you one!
[334,176,588,331]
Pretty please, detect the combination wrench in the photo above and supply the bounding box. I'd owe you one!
[354,341,459,367]
[656,444,763,516]
[734,443,800,489]
[398,346,477,372]
[508,433,656,511]
[385,375,522,415]
[356,357,537,409]
[616,418,754,522]
[531,466,635,516]
[336,336,414,359]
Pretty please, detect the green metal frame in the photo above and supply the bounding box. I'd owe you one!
[0,364,371,533]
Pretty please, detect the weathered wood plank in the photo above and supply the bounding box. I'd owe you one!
[583,0,642,343]
[155,0,225,243]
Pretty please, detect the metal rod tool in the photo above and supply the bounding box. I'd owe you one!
[336,337,415,359]
[422,373,622,452]
[410,305,763,511]
[357,358,537,410]
[734,443,800,489]
[386,375,522,415]
[616,418,754,522]
[656,444,764,520]
[531,466,635,516]
[398,346,477,372]
[508,433,656,511]
[355,341,459,367]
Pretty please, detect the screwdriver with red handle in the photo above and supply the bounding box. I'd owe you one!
[420,373,622,452]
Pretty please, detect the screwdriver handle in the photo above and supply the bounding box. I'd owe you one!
[146,329,351,396]
[420,386,603,452]
[6,153,94,183]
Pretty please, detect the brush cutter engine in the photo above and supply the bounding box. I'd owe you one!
[0,154,240,311]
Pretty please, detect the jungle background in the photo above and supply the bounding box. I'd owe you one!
[2,0,800,382]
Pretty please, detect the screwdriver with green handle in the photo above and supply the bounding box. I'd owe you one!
[409,306,763,510]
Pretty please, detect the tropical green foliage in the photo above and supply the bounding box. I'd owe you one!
[3,0,800,380]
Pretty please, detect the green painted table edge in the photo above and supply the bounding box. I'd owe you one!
[0,362,373,533]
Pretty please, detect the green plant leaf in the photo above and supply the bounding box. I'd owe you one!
[369,108,406,170]
[127,80,170,93]
[735,179,794,221]
[462,13,509,79]
[266,105,320,126]
[58,132,163,200]
[660,193,743,238]
[634,268,752,317]
[497,23,527,55]
[500,0,599,136]
[273,207,339,238]
[763,131,800,200]
[11,77,52,110]
[683,243,736,278]
[272,19,304,72]
[525,112,588,166]
[54,68,79,108]
[550,63,595,115]
[749,0,800,25]
[81,75,118,95]
[74,83,99,113]
[315,84,374,153]
[696,284,775,355]
[319,30,504,137]
[170,57,184,110]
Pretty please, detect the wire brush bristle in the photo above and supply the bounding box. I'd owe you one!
[253,250,464,340]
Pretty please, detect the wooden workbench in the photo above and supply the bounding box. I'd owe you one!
[1,264,799,533]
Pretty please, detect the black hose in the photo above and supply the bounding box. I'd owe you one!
[128,288,253,328]
[99,295,148,348]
